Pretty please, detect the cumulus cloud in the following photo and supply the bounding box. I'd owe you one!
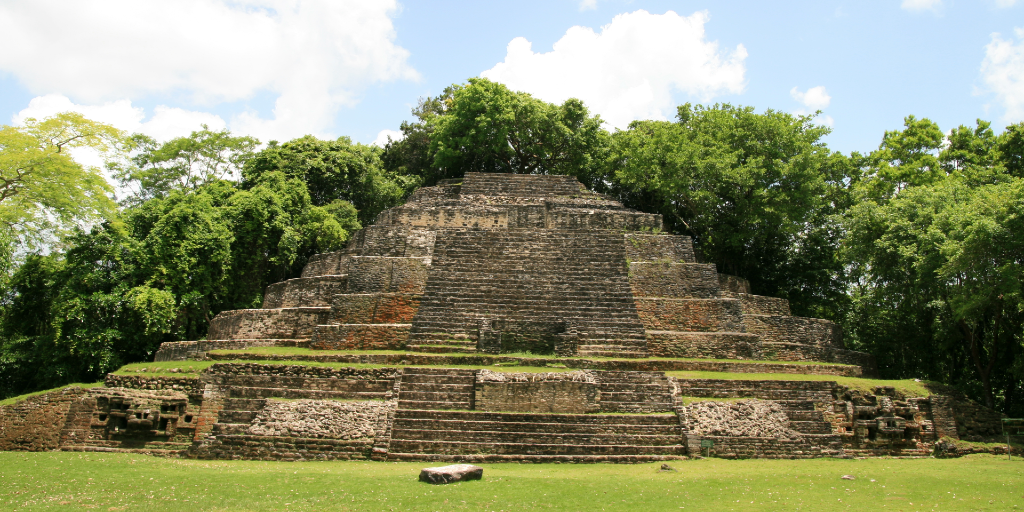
[0,0,418,141]
[579,0,598,11]
[481,10,747,130]
[901,0,943,12]
[981,28,1024,123]
[790,86,831,110]
[371,129,404,147]
[790,86,834,127]
[13,94,226,142]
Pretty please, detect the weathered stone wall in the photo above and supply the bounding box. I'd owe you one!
[646,331,761,359]
[459,172,584,197]
[207,351,866,376]
[331,293,420,324]
[154,339,298,362]
[206,307,331,340]
[475,370,599,413]
[697,435,843,459]
[635,298,744,332]
[262,276,348,308]
[344,257,428,294]
[717,274,752,294]
[0,387,86,451]
[727,293,791,316]
[546,208,661,231]
[301,251,351,278]
[344,226,436,258]
[760,342,876,371]
[624,234,696,263]
[628,262,721,298]
[674,378,837,402]
[103,375,205,397]
[745,315,843,348]
[308,324,410,350]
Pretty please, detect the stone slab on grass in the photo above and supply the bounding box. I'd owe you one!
[418,464,483,484]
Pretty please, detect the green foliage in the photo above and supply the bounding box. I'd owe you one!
[843,115,1024,414]
[608,103,850,318]
[384,78,609,187]
[113,126,259,204]
[432,78,608,178]
[243,135,418,224]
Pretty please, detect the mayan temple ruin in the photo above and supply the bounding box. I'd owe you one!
[0,173,1006,461]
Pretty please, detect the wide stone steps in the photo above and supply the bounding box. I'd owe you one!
[392,417,679,435]
[396,368,476,410]
[386,440,684,457]
[389,428,682,446]
[196,435,374,461]
[223,386,387,400]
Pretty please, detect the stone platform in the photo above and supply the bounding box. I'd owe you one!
[4,174,1003,462]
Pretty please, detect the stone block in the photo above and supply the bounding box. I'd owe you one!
[635,298,744,332]
[624,234,696,263]
[646,331,761,359]
[629,262,721,298]
[419,464,483,484]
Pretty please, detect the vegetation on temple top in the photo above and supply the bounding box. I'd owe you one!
[0,78,1021,418]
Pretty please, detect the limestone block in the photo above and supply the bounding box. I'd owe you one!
[628,262,721,298]
[646,331,761,359]
[207,308,331,340]
[301,252,351,278]
[419,464,483,484]
[744,315,843,347]
[262,275,348,308]
[308,324,411,351]
[624,234,696,263]
[634,298,744,332]
[718,274,751,294]
[331,293,421,324]
[345,257,428,294]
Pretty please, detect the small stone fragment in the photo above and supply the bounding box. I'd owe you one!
[419,464,484,484]
[659,463,677,472]
[841,475,855,480]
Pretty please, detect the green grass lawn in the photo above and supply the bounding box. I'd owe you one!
[1,452,1021,511]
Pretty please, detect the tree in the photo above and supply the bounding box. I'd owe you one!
[244,135,417,224]
[0,112,123,254]
[608,103,850,318]
[427,78,609,185]
[843,179,1024,412]
[113,126,258,205]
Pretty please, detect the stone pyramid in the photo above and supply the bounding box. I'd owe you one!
[158,172,872,369]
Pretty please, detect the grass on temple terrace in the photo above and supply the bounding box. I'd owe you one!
[2,452,1021,511]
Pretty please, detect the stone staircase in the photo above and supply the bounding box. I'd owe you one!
[385,409,685,462]
[598,371,676,413]
[397,367,476,410]
[408,229,648,357]
[674,378,837,402]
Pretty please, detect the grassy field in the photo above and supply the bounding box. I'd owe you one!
[1,452,1021,511]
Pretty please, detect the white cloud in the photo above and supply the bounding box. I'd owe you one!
[790,86,832,110]
[901,0,943,12]
[789,86,833,127]
[371,129,404,147]
[480,10,747,130]
[579,0,598,11]
[995,0,1018,7]
[13,94,226,142]
[0,0,418,141]
[981,28,1024,123]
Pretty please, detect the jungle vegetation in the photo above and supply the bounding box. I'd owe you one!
[1,78,1021,416]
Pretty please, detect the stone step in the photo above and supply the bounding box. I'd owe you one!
[389,428,682,446]
[394,409,681,425]
[789,421,834,435]
[386,440,684,457]
[391,417,680,435]
[397,391,474,402]
[397,400,472,410]
[212,423,249,435]
[223,387,389,400]
[217,410,258,424]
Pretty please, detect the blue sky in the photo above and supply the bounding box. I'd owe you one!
[1,0,1022,155]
